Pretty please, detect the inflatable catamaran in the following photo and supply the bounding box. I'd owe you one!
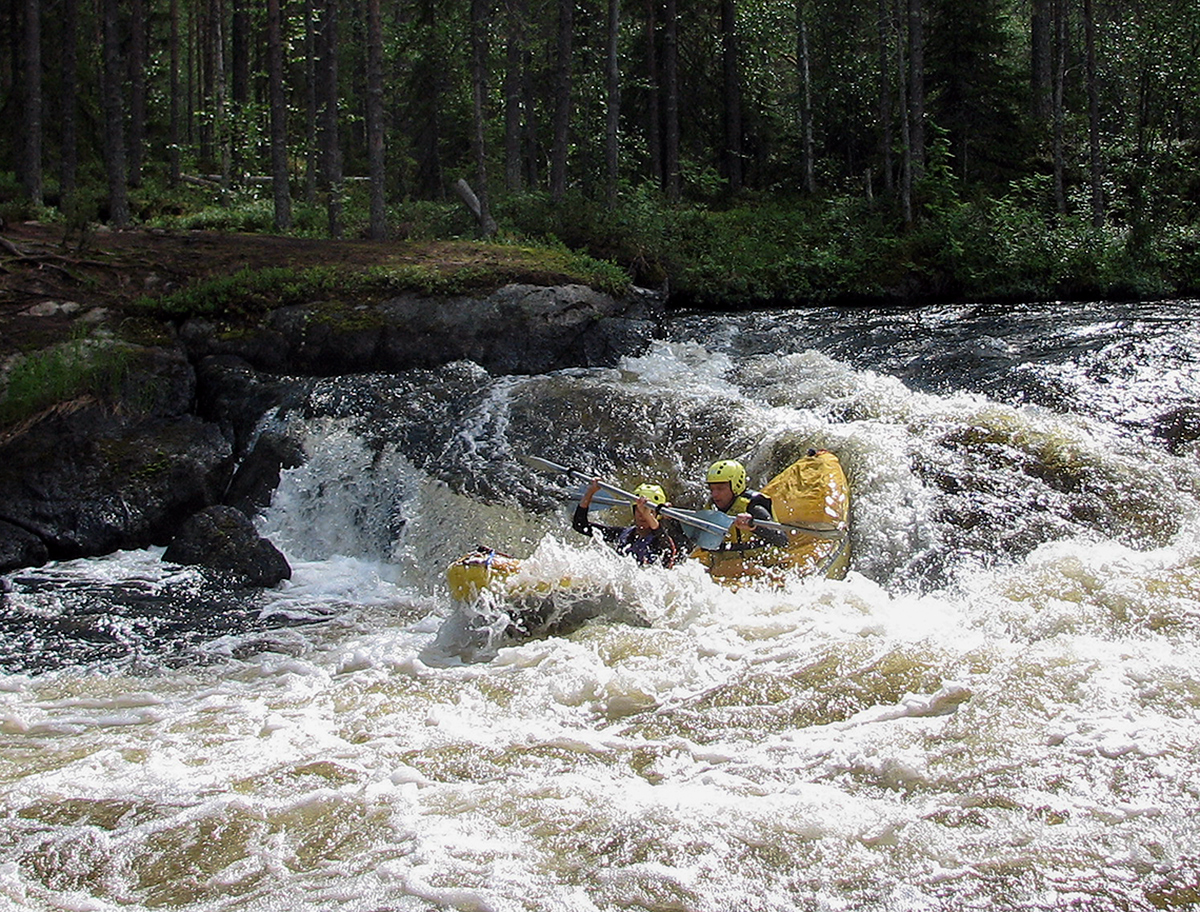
[446,450,850,600]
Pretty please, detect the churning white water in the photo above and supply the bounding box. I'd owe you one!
[1,303,1198,911]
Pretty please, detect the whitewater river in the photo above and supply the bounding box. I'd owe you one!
[1,302,1198,911]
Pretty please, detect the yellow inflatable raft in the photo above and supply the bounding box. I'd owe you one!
[446,548,524,601]
[447,450,850,599]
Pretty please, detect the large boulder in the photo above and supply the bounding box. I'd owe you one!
[374,284,661,375]
[0,281,663,574]
[192,354,314,458]
[223,429,307,517]
[0,519,48,571]
[0,345,234,569]
[0,406,233,565]
[163,505,291,588]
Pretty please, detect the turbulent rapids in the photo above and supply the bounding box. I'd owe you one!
[2,303,1199,911]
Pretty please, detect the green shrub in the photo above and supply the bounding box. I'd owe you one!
[132,265,366,318]
[0,331,133,427]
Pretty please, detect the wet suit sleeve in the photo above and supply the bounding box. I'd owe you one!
[654,532,678,568]
[572,506,623,544]
[747,497,789,548]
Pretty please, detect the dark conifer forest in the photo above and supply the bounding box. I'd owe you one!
[3,0,1199,304]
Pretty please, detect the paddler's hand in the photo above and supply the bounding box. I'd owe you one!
[633,496,660,530]
[733,512,755,531]
[580,479,602,509]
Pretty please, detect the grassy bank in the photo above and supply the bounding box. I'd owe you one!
[0,330,134,428]
[131,242,631,320]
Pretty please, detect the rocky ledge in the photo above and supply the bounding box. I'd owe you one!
[0,282,663,581]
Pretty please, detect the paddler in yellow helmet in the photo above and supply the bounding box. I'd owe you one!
[573,480,679,568]
[692,459,788,577]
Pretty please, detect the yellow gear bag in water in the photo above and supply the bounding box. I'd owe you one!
[760,449,850,579]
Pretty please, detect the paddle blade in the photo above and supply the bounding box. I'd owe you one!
[690,527,728,550]
[664,508,733,550]
[521,454,574,476]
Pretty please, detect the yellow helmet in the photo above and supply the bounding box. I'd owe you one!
[632,483,668,506]
[705,459,746,496]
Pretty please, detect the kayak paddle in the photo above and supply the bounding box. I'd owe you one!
[522,455,732,547]
[525,455,844,549]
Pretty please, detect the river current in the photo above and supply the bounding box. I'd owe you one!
[1,302,1198,910]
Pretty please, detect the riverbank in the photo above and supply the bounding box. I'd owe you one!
[0,221,631,365]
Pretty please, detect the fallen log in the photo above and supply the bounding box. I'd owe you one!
[453,178,498,237]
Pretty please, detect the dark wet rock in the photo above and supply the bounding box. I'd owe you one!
[179,284,663,376]
[0,519,48,572]
[374,284,661,376]
[193,354,314,458]
[0,284,662,573]
[0,404,233,561]
[224,430,307,517]
[163,505,291,588]
[0,345,234,565]
[1154,405,1200,456]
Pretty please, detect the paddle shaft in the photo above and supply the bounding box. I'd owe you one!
[524,456,728,538]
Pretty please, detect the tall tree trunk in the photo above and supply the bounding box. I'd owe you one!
[304,0,318,203]
[550,0,573,202]
[1083,0,1103,227]
[169,0,181,184]
[1031,0,1052,124]
[797,1,814,194]
[876,0,893,193]
[231,0,249,109]
[210,0,229,186]
[128,0,146,187]
[22,0,42,205]
[187,0,197,152]
[320,0,342,237]
[721,0,743,193]
[907,0,925,180]
[5,3,15,94]
[200,0,211,166]
[366,0,386,237]
[230,0,250,185]
[605,0,620,203]
[503,0,526,191]
[468,0,495,234]
[408,0,447,198]
[1052,0,1066,214]
[663,0,680,201]
[645,0,661,187]
[268,0,291,229]
[520,10,536,187]
[60,0,78,201]
[102,0,129,226]
[897,0,913,225]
